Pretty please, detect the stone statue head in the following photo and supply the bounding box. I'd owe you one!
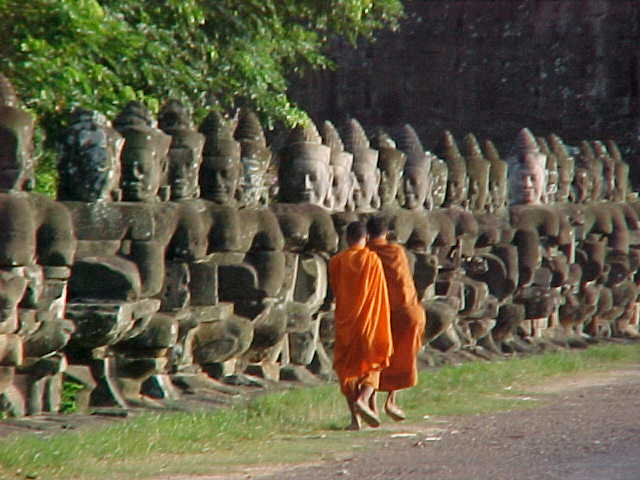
[119,126,169,202]
[236,108,272,208]
[548,134,574,203]
[199,109,242,204]
[158,100,205,201]
[572,167,592,203]
[436,131,468,208]
[608,140,630,202]
[58,109,124,202]
[322,121,355,212]
[508,128,547,205]
[397,124,430,210]
[343,118,380,212]
[537,136,558,204]
[0,75,35,191]
[429,155,448,209]
[576,141,602,202]
[371,130,405,209]
[483,140,508,212]
[593,140,615,201]
[278,120,332,207]
[114,102,171,202]
[463,133,490,212]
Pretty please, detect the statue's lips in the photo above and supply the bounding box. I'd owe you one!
[210,189,228,200]
[298,191,314,201]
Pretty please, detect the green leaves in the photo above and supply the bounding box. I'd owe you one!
[0,0,403,191]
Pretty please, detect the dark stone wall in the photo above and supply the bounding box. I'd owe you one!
[289,0,640,152]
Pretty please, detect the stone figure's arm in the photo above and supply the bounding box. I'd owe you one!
[308,210,339,254]
[245,250,286,298]
[0,196,36,266]
[32,195,77,267]
[607,205,631,254]
[169,203,207,261]
[254,209,285,251]
[128,240,165,298]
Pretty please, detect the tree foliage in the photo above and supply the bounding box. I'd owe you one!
[0,0,403,131]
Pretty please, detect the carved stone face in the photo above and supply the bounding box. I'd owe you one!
[509,153,546,205]
[331,164,355,211]
[573,168,592,203]
[590,162,604,202]
[279,158,331,206]
[0,117,34,191]
[489,174,507,212]
[353,165,380,211]
[545,167,558,204]
[402,166,428,210]
[238,159,268,208]
[445,171,467,207]
[59,111,123,202]
[200,155,241,204]
[168,140,203,200]
[379,164,402,208]
[556,164,574,203]
[467,174,489,212]
[430,159,448,209]
[121,139,162,202]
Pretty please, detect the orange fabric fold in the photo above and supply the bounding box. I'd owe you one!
[329,245,392,393]
[368,237,426,391]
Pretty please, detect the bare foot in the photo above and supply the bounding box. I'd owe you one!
[354,399,381,427]
[384,402,406,422]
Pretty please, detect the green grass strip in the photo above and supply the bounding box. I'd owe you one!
[1,343,639,479]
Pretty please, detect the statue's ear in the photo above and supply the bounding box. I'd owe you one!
[324,169,334,208]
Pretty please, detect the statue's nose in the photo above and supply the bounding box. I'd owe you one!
[304,174,313,189]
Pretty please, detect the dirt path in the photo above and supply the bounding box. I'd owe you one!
[203,367,640,480]
[4,367,640,479]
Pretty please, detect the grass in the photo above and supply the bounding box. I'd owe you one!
[1,343,639,479]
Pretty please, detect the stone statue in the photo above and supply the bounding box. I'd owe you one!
[61,102,207,407]
[58,109,123,202]
[277,122,333,209]
[463,133,490,214]
[321,120,356,213]
[272,120,339,379]
[537,136,558,205]
[548,134,575,205]
[235,108,272,208]
[158,99,205,201]
[0,75,78,415]
[483,140,508,214]
[343,118,380,213]
[371,130,405,210]
[113,101,171,203]
[397,124,431,211]
[196,108,288,383]
[507,128,570,344]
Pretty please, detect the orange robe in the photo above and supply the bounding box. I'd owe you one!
[368,237,426,392]
[329,244,392,400]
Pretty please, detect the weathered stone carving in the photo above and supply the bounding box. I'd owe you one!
[3,72,640,416]
[0,75,77,415]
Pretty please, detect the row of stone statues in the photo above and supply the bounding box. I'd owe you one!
[1,73,639,417]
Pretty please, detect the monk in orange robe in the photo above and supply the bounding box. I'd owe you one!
[366,215,426,421]
[329,221,393,430]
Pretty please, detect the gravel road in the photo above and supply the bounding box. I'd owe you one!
[253,367,640,480]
